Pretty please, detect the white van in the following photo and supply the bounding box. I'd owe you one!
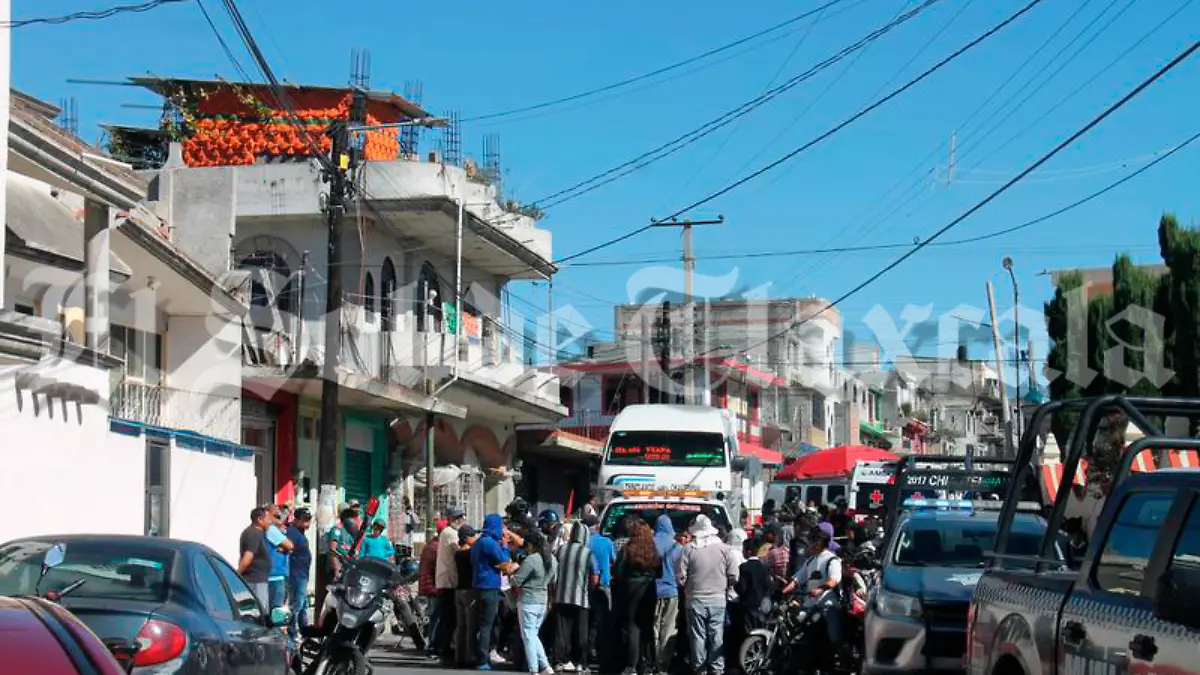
[765,460,896,514]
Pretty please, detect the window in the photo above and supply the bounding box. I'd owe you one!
[210,556,263,620]
[416,262,442,332]
[812,394,826,430]
[380,258,397,330]
[1169,501,1200,573]
[110,324,163,383]
[364,272,376,322]
[145,440,170,537]
[805,486,823,505]
[1094,491,1174,596]
[600,502,730,540]
[827,485,846,503]
[893,520,1046,568]
[0,540,172,602]
[192,556,234,621]
[14,303,34,316]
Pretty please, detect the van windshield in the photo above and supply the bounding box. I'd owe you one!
[605,430,726,467]
[600,501,731,540]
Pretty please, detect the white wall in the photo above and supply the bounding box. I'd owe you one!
[0,360,144,543]
[168,446,256,565]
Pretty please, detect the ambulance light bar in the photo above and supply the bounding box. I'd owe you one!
[902,498,1043,513]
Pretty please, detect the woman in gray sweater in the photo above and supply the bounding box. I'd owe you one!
[512,530,559,675]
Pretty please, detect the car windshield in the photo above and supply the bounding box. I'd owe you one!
[600,502,730,540]
[0,540,173,603]
[893,520,1044,568]
[604,430,726,467]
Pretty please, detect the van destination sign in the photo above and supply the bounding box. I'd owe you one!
[901,472,1008,491]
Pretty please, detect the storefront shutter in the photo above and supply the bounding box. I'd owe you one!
[344,448,373,506]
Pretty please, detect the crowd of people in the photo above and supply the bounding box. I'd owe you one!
[407,495,884,675]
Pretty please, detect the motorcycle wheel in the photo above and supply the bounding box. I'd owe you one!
[738,634,771,675]
[310,650,368,675]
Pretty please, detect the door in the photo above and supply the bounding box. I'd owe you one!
[191,553,249,674]
[1058,489,1177,675]
[243,425,276,507]
[210,555,289,675]
[1133,493,1200,675]
[344,448,374,506]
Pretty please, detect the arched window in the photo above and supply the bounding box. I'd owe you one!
[416,262,442,332]
[380,257,396,331]
[364,272,376,321]
[234,235,301,317]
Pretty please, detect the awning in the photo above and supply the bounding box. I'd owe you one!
[860,420,886,437]
[740,441,783,466]
[784,442,821,460]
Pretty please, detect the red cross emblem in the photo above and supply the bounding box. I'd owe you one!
[870,490,884,506]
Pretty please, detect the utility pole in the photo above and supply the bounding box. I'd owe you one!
[641,313,651,404]
[317,89,367,604]
[649,216,724,404]
[985,282,1013,457]
[656,301,671,403]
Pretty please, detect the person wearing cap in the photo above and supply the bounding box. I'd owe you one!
[418,527,442,660]
[362,520,396,561]
[286,508,314,642]
[783,528,844,656]
[436,506,467,663]
[677,515,739,675]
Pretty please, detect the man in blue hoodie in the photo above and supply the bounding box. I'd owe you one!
[584,515,613,665]
[653,513,685,673]
[472,514,515,670]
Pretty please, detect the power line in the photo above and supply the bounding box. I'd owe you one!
[697,38,1200,362]
[659,0,1046,222]
[557,0,1041,265]
[534,0,942,211]
[195,0,254,83]
[460,0,858,123]
[3,0,190,28]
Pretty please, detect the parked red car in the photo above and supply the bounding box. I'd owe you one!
[0,595,130,675]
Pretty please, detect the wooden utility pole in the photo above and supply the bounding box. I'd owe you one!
[649,216,724,404]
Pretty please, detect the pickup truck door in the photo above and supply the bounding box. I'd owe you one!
[1132,491,1200,675]
[1058,489,1177,675]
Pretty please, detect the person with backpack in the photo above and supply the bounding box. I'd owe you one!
[652,514,683,674]
[782,528,844,660]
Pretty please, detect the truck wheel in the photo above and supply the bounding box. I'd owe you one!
[993,655,1025,675]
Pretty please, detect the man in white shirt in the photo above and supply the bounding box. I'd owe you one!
[435,506,465,662]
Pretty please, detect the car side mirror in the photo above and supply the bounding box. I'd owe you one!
[43,543,66,570]
[269,606,292,628]
[1154,568,1200,629]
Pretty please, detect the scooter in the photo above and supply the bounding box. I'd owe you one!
[294,497,402,675]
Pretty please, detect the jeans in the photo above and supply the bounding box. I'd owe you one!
[476,589,504,665]
[554,604,589,666]
[519,602,551,674]
[654,596,680,671]
[620,578,656,673]
[268,578,287,610]
[588,586,611,660]
[455,589,479,666]
[287,573,310,639]
[425,594,442,656]
[687,598,727,675]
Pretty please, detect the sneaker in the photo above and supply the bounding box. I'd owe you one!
[478,665,493,672]
[539,669,556,675]
[491,651,509,666]
[560,663,577,672]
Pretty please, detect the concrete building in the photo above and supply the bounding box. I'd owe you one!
[2,89,252,563]
[129,77,564,530]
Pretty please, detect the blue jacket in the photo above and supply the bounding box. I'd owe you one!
[654,514,682,598]
[471,514,511,591]
[588,532,615,587]
[361,535,395,561]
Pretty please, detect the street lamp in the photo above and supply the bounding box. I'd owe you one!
[1002,256,1020,446]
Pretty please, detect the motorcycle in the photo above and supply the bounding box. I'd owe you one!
[294,497,402,675]
[739,590,847,675]
[384,543,427,650]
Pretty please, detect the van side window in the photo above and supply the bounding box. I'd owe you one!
[827,485,846,502]
[805,486,823,505]
[1093,491,1174,596]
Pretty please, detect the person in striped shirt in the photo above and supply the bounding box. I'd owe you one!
[554,522,598,672]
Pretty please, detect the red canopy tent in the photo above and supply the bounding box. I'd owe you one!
[774,445,900,480]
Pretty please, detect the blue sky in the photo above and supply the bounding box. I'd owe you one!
[12,0,1200,385]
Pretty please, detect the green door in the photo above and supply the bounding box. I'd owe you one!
[344,448,374,506]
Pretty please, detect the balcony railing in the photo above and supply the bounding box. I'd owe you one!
[111,380,240,443]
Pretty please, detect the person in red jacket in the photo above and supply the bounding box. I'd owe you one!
[418,528,441,659]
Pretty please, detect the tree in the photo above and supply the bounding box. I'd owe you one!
[1110,254,1166,397]
[1045,272,1085,447]
[1159,214,1200,404]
